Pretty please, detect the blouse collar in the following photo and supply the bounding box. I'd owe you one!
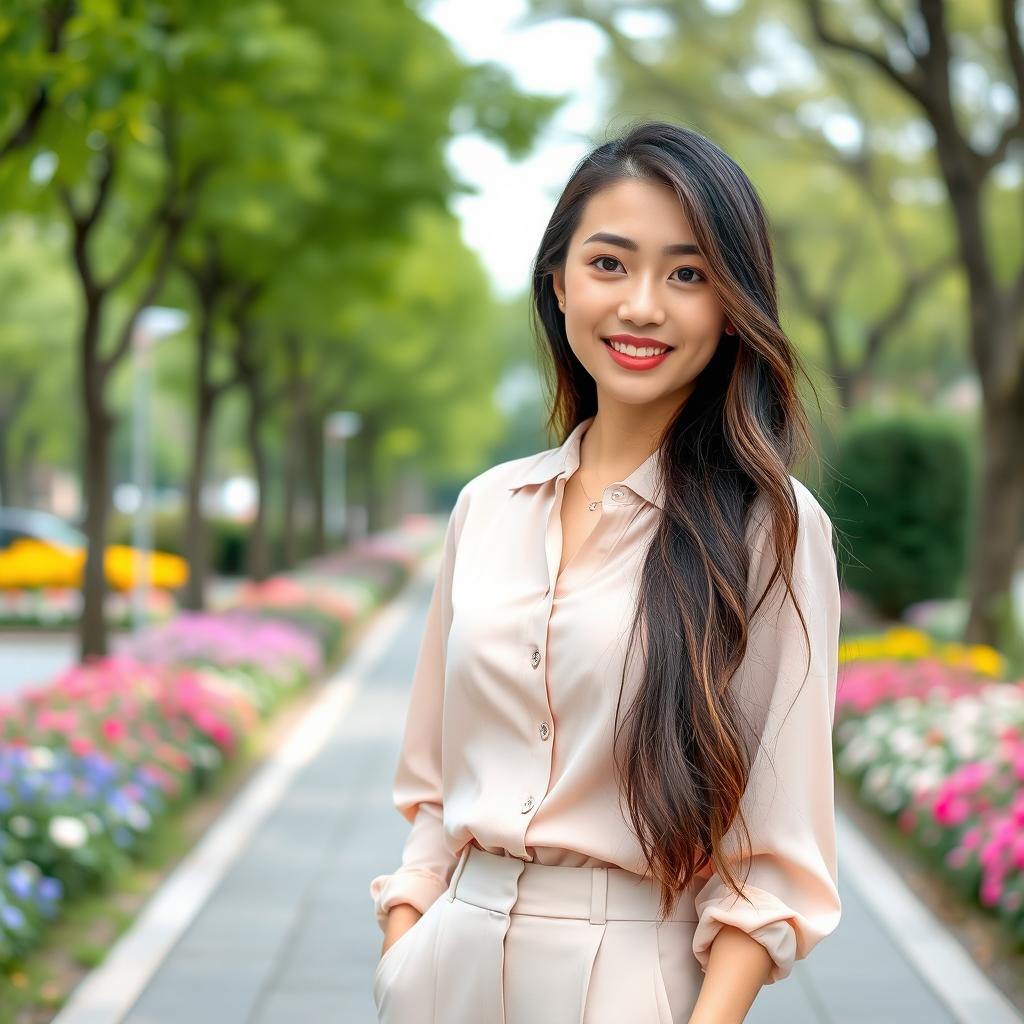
[506,415,666,510]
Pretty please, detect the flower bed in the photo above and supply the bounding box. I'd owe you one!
[0,587,175,629]
[834,625,1024,941]
[0,514,445,970]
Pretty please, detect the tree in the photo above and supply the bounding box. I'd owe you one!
[801,0,1023,645]
[529,0,1022,645]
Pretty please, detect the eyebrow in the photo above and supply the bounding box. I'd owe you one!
[581,232,703,256]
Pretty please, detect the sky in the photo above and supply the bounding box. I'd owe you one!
[423,0,611,299]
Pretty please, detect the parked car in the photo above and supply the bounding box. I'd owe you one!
[0,507,189,590]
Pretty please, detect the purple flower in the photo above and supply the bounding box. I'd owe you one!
[5,865,33,901]
[37,876,63,904]
[0,904,25,931]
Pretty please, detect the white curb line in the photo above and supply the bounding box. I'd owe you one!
[837,807,1024,1024]
[50,554,439,1024]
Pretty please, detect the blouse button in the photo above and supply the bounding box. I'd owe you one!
[530,649,541,669]
[521,796,535,813]
[539,722,550,741]
[611,488,626,501]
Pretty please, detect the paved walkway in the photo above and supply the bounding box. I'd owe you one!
[50,555,1023,1024]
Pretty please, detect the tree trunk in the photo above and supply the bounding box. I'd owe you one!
[282,335,304,566]
[244,384,270,581]
[305,406,325,555]
[362,416,381,534]
[235,321,270,582]
[79,294,113,658]
[81,413,113,658]
[964,394,1024,645]
[182,387,215,609]
[14,430,41,508]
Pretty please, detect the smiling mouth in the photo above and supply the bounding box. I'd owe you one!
[602,338,674,357]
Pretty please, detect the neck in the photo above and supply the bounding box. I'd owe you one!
[580,388,690,479]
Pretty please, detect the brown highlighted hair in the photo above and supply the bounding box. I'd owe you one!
[529,120,818,919]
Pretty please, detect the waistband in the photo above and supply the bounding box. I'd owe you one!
[446,844,698,925]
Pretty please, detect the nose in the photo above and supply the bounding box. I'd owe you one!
[618,275,665,328]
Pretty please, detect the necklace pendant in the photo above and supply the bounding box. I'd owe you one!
[587,501,600,512]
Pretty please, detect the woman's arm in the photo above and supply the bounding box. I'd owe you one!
[369,487,470,941]
[381,903,422,957]
[687,484,843,1018]
[687,924,773,1024]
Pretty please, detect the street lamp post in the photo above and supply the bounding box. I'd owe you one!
[323,411,362,546]
[131,306,189,632]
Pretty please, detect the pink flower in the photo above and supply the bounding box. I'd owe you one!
[961,827,981,849]
[69,735,93,756]
[101,717,127,743]
[933,792,970,827]
[980,876,1004,906]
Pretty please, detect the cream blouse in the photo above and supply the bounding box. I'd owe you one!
[369,414,842,983]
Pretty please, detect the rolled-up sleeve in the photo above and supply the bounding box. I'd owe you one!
[369,487,468,933]
[691,486,842,983]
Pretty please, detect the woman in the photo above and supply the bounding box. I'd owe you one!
[369,120,842,1024]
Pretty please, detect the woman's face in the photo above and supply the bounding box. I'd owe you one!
[551,177,733,410]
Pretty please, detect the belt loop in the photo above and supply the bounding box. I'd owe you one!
[447,843,472,902]
[590,867,607,925]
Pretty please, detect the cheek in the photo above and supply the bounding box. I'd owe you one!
[565,271,605,320]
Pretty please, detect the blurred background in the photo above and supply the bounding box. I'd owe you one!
[0,1,1022,1022]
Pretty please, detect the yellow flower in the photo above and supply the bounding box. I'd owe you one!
[881,627,933,658]
[0,539,188,591]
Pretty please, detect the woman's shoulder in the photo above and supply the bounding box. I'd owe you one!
[453,446,560,509]
[746,475,833,551]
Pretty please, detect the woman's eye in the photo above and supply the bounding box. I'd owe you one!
[590,256,705,284]
[673,266,706,284]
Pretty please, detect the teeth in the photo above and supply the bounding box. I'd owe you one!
[608,340,669,358]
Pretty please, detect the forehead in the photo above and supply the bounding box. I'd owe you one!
[574,177,695,244]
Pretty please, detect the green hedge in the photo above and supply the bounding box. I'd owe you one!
[107,512,285,577]
[821,409,974,619]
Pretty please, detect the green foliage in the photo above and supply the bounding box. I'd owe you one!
[822,410,973,618]
[0,0,560,608]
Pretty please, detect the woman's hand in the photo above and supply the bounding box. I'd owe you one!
[381,903,422,958]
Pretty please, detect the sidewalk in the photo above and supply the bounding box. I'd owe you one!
[51,556,1023,1024]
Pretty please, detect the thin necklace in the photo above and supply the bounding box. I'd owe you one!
[577,473,602,512]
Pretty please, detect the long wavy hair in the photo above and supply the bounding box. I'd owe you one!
[529,120,820,919]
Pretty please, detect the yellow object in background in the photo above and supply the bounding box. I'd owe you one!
[0,538,188,591]
[838,625,1006,679]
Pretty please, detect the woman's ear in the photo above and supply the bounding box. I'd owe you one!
[551,269,565,310]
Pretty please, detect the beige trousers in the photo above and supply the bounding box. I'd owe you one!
[372,844,705,1023]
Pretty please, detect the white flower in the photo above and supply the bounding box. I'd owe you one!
[864,765,892,793]
[889,727,924,759]
[196,745,222,771]
[893,698,922,718]
[27,747,55,771]
[910,766,944,794]
[877,787,905,813]
[866,716,890,737]
[48,816,89,850]
[125,804,151,831]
